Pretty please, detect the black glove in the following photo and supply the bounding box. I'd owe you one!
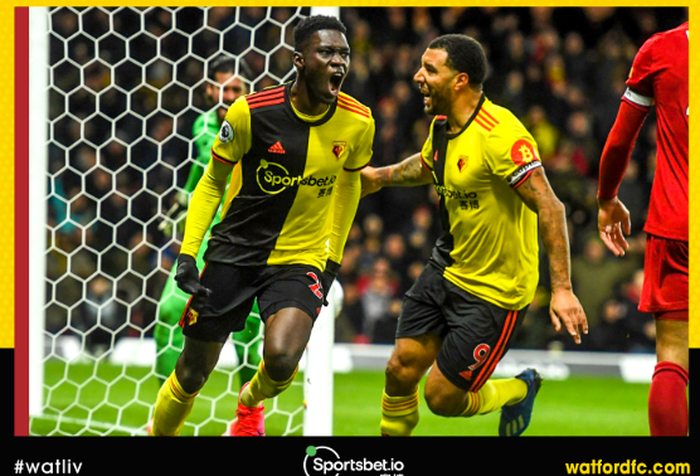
[175,254,212,298]
[320,259,341,306]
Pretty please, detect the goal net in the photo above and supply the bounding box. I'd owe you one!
[28,6,338,436]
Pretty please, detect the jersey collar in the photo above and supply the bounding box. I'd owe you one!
[446,92,486,140]
[284,82,338,127]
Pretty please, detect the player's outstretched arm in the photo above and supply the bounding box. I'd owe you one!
[596,100,647,257]
[515,167,588,344]
[360,153,432,197]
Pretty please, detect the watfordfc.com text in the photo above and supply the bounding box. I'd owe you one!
[565,460,689,475]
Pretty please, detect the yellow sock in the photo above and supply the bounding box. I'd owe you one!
[240,360,297,409]
[461,378,527,417]
[380,389,420,436]
[151,371,198,436]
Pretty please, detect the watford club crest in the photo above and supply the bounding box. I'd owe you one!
[186,307,199,326]
[332,141,347,160]
[457,155,468,172]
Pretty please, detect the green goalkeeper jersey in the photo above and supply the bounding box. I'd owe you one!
[185,109,227,227]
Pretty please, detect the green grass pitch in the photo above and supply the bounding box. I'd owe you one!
[30,360,651,436]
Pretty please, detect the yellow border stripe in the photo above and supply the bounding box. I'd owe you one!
[0,7,13,348]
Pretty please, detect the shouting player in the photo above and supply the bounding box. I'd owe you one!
[361,34,587,437]
[597,21,689,436]
[150,15,374,436]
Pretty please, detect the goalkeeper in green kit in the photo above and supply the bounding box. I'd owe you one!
[152,55,261,435]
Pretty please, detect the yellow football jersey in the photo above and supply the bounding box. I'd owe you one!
[420,95,541,310]
[204,83,374,269]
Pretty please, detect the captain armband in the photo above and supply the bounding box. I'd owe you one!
[507,160,542,189]
[622,87,654,109]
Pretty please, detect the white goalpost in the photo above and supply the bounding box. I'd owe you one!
[28,6,50,421]
[28,6,339,436]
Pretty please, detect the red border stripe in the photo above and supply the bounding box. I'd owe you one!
[479,107,499,125]
[247,90,284,103]
[247,85,285,100]
[511,169,534,189]
[473,115,493,132]
[419,153,432,169]
[248,99,285,110]
[337,104,370,118]
[476,112,496,128]
[338,94,370,113]
[211,150,236,164]
[15,6,30,437]
[472,310,518,391]
[343,160,370,172]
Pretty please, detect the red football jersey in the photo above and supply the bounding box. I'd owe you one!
[623,22,689,241]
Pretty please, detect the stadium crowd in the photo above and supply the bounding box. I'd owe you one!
[45,7,686,355]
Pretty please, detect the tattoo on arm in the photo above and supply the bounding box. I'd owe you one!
[377,153,433,187]
[516,169,573,292]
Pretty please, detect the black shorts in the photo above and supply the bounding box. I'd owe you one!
[179,262,325,343]
[398,262,528,392]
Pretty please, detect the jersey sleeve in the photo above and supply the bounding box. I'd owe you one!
[211,97,252,165]
[180,158,233,258]
[419,119,436,171]
[623,35,657,110]
[344,116,375,172]
[485,123,542,189]
[597,100,649,201]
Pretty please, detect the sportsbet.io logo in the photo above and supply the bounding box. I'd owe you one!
[303,446,405,476]
[256,159,337,195]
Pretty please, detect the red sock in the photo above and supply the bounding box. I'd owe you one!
[648,361,689,436]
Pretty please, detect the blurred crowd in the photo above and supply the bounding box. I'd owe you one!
[44,7,687,356]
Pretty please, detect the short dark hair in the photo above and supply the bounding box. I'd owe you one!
[293,15,347,52]
[208,54,252,81]
[428,34,488,88]
[208,54,235,80]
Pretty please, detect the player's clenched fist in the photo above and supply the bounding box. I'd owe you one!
[175,254,212,298]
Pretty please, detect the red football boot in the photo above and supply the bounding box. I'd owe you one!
[224,382,265,436]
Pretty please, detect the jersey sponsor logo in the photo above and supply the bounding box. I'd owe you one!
[509,139,539,167]
[332,141,346,160]
[256,159,337,195]
[218,120,234,143]
[434,184,478,201]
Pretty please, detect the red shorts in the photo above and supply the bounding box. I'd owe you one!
[639,234,688,319]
